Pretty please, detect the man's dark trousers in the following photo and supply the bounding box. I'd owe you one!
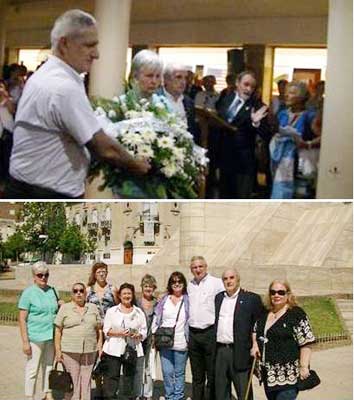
[188,325,215,400]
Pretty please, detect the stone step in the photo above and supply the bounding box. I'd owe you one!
[336,299,353,334]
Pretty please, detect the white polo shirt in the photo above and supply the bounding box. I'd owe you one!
[188,273,224,329]
[10,55,101,197]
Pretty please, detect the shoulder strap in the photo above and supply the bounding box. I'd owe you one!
[173,298,185,329]
[50,286,59,303]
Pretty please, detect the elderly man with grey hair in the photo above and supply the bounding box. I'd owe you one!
[6,9,150,199]
[18,262,61,400]
[162,62,199,143]
[214,268,265,400]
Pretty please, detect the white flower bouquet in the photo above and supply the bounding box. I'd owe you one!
[91,90,209,198]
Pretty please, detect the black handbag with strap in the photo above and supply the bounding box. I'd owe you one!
[49,361,73,392]
[297,369,321,391]
[154,298,184,350]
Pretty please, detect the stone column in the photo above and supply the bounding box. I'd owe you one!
[86,0,132,198]
[243,44,274,105]
[90,0,132,98]
[316,0,353,198]
[0,2,7,78]
[179,203,206,266]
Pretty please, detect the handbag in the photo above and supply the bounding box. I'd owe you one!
[154,298,184,351]
[91,355,104,382]
[122,343,137,366]
[49,361,73,392]
[298,369,321,391]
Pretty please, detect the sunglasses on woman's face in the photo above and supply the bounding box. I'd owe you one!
[270,289,287,296]
[172,280,183,285]
[36,273,49,279]
[72,288,85,294]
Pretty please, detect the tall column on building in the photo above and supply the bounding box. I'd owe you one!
[90,0,132,98]
[179,203,206,266]
[86,0,131,198]
[317,0,353,198]
[243,44,274,105]
[0,1,7,78]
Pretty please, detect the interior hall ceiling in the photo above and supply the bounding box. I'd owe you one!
[7,0,329,24]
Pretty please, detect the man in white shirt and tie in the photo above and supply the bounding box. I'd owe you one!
[214,268,264,400]
[187,256,224,400]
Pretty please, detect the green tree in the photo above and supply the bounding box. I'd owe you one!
[59,224,94,263]
[2,231,26,261]
[20,203,67,263]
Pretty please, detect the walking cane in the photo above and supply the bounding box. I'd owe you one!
[244,356,257,400]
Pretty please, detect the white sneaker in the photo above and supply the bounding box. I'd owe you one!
[159,397,165,400]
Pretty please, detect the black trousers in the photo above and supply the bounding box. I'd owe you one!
[219,170,255,199]
[215,344,253,400]
[100,353,135,400]
[188,325,215,400]
[4,176,84,199]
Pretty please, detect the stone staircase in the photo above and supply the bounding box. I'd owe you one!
[336,298,353,336]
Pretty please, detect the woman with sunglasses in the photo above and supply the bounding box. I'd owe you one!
[54,282,102,400]
[86,262,119,320]
[18,261,61,400]
[251,280,315,400]
[152,271,190,400]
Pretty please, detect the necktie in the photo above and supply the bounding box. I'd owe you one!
[226,97,242,122]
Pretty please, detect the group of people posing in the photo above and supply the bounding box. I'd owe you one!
[1,8,322,200]
[19,257,315,400]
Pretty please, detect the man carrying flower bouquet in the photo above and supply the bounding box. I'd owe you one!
[5,9,150,199]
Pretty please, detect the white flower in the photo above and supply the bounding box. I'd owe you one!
[155,102,165,110]
[108,109,117,119]
[137,144,154,158]
[121,131,144,146]
[161,163,178,178]
[125,110,141,119]
[112,96,119,103]
[193,145,209,167]
[157,136,175,149]
[172,147,186,163]
[141,129,157,143]
[94,106,106,117]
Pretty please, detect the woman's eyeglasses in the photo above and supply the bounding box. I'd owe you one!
[270,289,287,296]
[96,270,107,275]
[36,273,49,279]
[172,280,183,285]
[72,288,85,294]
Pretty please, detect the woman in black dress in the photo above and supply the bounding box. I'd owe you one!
[251,280,315,400]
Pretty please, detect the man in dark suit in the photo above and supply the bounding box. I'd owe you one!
[216,70,271,198]
[214,268,265,400]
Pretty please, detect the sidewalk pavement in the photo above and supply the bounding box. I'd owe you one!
[0,325,352,400]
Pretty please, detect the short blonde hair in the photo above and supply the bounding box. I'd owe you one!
[141,274,157,289]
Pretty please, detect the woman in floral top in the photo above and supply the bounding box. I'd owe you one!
[251,280,315,400]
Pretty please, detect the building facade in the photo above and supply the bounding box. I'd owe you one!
[65,202,181,265]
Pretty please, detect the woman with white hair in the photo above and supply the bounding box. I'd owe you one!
[270,81,319,199]
[18,262,61,400]
[128,49,164,101]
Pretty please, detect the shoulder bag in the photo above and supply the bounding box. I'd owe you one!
[154,298,184,350]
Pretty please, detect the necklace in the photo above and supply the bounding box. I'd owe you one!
[271,305,288,319]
